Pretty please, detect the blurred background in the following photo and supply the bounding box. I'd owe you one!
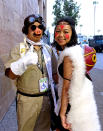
[47,0,103,52]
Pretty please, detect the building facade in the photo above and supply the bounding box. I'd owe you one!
[0,0,47,121]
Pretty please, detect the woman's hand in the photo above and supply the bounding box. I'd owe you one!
[60,112,72,131]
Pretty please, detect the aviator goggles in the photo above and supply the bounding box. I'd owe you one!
[29,15,43,24]
[30,24,43,31]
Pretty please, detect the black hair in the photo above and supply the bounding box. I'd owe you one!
[53,16,78,51]
[22,14,46,35]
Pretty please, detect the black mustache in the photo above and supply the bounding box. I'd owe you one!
[33,33,41,36]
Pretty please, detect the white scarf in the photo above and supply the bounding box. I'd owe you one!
[26,37,43,46]
[42,46,57,112]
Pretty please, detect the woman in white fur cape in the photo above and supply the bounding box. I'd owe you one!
[53,16,101,131]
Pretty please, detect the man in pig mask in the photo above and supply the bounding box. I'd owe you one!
[5,14,57,131]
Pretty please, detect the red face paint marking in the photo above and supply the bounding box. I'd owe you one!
[65,34,69,39]
[60,25,64,30]
[55,32,58,38]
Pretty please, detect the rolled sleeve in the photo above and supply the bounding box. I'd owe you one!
[4,45,20,69]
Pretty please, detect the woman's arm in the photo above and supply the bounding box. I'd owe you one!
[60,56,73,130]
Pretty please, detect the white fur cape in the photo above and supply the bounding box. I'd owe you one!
[57,45,101,131]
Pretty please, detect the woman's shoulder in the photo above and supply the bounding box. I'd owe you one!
[58,45,85,68]
[64,45,82,53]
[62,45,83,59]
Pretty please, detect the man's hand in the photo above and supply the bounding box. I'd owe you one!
[23,45,38,68]
[10,45,38,76]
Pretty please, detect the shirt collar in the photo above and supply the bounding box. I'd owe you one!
[26,37,43,46]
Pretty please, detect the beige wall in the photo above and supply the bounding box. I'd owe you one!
[0,0,47,121]
[38,0,47,25]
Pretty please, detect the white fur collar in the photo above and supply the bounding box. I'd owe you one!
[57,45,101,131]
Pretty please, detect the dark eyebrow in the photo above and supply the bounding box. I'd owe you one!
[64,29,69,30]
[64,28,71,31]
[56,27,71,31]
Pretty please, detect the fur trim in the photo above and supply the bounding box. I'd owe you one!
[58,45,101,131]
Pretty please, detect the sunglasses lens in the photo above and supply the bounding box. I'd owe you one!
[38,25,43,30]
[31,25,36,31]
[31,25,43,31]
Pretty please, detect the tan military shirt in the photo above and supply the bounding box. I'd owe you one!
[5,42,57,94]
